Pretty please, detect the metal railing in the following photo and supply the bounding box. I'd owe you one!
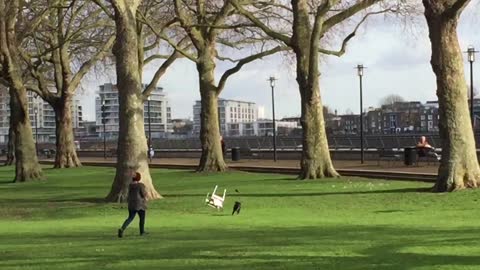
[0,134,462,152]
[149,134,443,151]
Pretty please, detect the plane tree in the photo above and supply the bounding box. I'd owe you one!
[423,0,480,191]
[232,0,407,179]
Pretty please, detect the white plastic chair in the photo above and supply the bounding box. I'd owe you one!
[205,185,226,209]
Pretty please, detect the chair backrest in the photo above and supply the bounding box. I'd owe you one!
[206,186,226,209]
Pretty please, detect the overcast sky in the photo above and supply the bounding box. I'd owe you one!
[78,3,480,121]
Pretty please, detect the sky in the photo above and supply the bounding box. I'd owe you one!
[78,3,480,121]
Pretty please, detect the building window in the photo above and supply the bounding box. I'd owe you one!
[421,115,425,120]
[389,115,397,128]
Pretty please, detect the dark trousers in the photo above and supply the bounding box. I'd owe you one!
[121,209,145,234]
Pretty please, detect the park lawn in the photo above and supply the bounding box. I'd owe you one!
[1,167,480,269]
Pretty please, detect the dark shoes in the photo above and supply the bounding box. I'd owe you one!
[118,229,123,238]
[118,229,148,237]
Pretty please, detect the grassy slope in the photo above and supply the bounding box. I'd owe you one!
[1,166,480,270]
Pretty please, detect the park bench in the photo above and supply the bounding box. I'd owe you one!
[377,148,401,166]
[239,147,258,159]
[41,149,55,158]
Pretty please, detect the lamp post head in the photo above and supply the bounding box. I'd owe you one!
[356,64,364,76]
[147,96,151,101]
[269,76,276,87]
[468,46,476,62]
[34,107,38,114]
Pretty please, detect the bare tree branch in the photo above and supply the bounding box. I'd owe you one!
[230,0,292,46]
[137,11,197,62]
[446,0,471,17]
[318,9,392,56]
[322,0,382,33]
[142,51,182,98]
[217,45,289,92]
[143,54,171,65]
[90,0,114,19]
[70,35,115,90]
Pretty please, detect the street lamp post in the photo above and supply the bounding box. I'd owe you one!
[101,98,106,159]
[34,107,38,156]
[147,96,152,147]
[356,64,365,164]
[467,46,477,129]
[268,76,277,162]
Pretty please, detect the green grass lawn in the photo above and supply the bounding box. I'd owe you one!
[1,166,480,269]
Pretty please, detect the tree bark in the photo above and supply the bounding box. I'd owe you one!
[196,57,227,172]
[4,89,15,166]
[424,0,480,191]
[298,77,339,179]
[106,1,161,202]
[11,87,43,182]
[0,0,42,181]
[53,96,81,168]
[293,0,339,179]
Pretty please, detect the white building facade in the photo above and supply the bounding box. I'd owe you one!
[95,83,172,139]
[193,98,258,136]
[0,87,83,143]
[0,87,9,143]
[226,120,299,137]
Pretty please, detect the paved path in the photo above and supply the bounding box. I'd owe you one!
[40,157,439,175]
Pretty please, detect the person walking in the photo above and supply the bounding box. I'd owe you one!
[220,136,226,157]
[148,146,155,163]
[118,172,148,238]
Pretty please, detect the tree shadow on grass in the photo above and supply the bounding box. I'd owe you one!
[64,197,107,203]
[0,197,107,204]
[0,180,14,185]
[163,187,432,198]
[1,225,480,270]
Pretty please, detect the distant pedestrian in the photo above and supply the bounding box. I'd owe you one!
[118,172,148,238]
[220,136,226,157]
[148,146,155,163]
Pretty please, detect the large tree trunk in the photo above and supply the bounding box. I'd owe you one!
[53,96,81,168]
[0,0,41,181]
[424,0,480,191]
[197,60,227,172]
[11,87,42,182]
[5,90,15,166]
[299,77,339,179]
[106,2,161,202]
[293,1,338,179]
